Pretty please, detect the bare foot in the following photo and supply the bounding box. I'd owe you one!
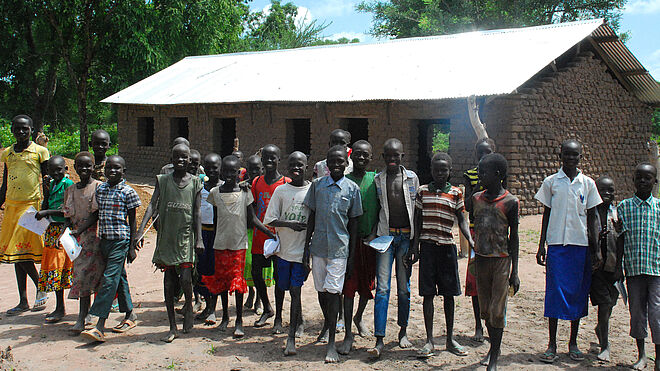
[367,343,383,359]
[480,351,491,366]
[272,318,284,334]
[597,346,611,362]
[245,291,255,310]
[398,329,413,349]
[283,337,297,356]
[417,342,434,358]
[254,310,274,327]
[71,321,85,333]
[325,345,340,363]
[162,331,178,343]
[316,328,329,344]
[472,327,485,342]
[338,333,353,355]
[354,317,368,338]
[254,300,263,315]
[295,322,305,338]
[233,320,244,338]
[218,317,229,332]
[632,355,648,370]
[204,313,217,326]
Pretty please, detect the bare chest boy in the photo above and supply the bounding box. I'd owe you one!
[386,172,410,228]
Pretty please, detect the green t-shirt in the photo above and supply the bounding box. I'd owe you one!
[48,176,74,223]
[346,171,379,238]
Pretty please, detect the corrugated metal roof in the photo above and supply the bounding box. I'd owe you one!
[102,19,659,105]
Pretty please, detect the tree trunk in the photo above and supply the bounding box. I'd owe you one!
[77,76,89,151]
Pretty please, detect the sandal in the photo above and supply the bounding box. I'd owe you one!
[31,291,48,312]
[540,350,559,364]
[569,349,585,361]
[417,348,434,359]
[81,328,106,342]
[447,344,468,357]
[45,312,64,323]
[112,318,137,333]
[6,305,29,316]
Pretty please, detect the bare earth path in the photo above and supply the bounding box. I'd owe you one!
[0,214,654,370]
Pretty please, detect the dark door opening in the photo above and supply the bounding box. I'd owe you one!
[137,117,154,147]
[213,118,237,157]
[285,119,311,156]
[170,117,189,143]
[415,119,450,185]
[338,118,369,146]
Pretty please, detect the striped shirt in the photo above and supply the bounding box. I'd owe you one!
[415,184,464,245]
[617,195,660,277]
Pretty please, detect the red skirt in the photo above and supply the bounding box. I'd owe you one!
[202,250,247,295]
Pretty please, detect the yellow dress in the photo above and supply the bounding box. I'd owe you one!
[0,142,50,263]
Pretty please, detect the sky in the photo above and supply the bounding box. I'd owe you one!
[248,0,660,79]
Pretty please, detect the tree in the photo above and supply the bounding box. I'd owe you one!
[357,0,626,38]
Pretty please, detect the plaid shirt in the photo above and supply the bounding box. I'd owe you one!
[617,195,660,277]
[96,180,141,240]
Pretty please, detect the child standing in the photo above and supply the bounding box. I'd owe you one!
[304,145,363,363]
[591,175,622,362]
[35,156,75,323]
[202,155,275,338]
[617,163,660,371]
[406,152,473,358]
[64,152,104,333]
[338,140,380,355]
[89,129,111,182]
[535,139,601,363]
[81,155,141,343]
[263,151,311,356]
[138,144,203,343]
[312,129,353,179]
[0,115,50,315]
[472,153,520,370]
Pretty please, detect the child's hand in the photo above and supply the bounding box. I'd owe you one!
[70,229,81,238]
[468,237,475,250]
[287,221,306,232]
[364,233,377,243]
[35,210,47,220]
[267,231,277,240]
[346,257,354,280]
[127,246,137,263]
[613,219,623,234]
[238,181,251,192]
[536,244,546,266]
[509,273,520,295]
[404,247,419,268]
[195,240,204,256]
[598,229,609,240]
[614,267,624,282]
[303,251,311,279]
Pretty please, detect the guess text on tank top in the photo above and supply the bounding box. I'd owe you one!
[167,201,192,211]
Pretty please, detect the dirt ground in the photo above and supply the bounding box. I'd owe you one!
[0,177,656,370]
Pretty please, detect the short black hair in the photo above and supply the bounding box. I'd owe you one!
[222,155,240,168]
[190,149,201,158]
[431,152,452,167]
[49,155,66,166]
[561,138,582,152]
[635,162,658,176]
[262,144,281,157]
[475,138,496,152]
[204,152,221,163]
[383,138,404,151]
[288,151,308,164]
[107,154,126,168]
[74,151,94,163]
[91,129,110,141]
[327,144,348,159]
[12,114,33,127]
[352,139,372,151]
[479,153,508,178]
[331,128,351,142]
[173,137,190,147]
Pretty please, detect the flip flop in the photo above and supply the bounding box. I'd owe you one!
[112,318,137,333]
[45,312,64,323]
[81,328,106,342]
[204,313,217,325]
[540,350,559,364]
[417,348,435,359]
[569,349,585,361]
[6,305,29,316]
[447,345,468,357]
[31,291,48,312]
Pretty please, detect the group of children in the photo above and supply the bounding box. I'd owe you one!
[0,115,658,370]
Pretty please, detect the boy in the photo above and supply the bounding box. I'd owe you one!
[244,154,268,312]
[368,138,419,358]
[304,145,362,363]
[406,152,473,358]
[463,138,496,342]
[338,140,380,355]
[90,129,111,182]
[81,155,141,343]
[0,114,50,315]
[313,129,353,179]
[161,137,190,174]
[201,155,275,338]
[617,163,660,371]
[188,149,204,176]
[535,139,601,363]
[137,144,203,343]
[251,144,291,331]
[472,153,520,370]
[232,150,247,181]
[591,175,622,362]
[263,151,310,356]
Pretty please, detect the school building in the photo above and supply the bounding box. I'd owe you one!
[103,19,660,215]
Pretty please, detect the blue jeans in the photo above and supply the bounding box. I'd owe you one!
[374,231,411,337]
[89,239,133,319]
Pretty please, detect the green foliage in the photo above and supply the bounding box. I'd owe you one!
[0,119,13,148]
[432,128,449,152]
[357,0,626,38]
[312,37,361,46]
[45,123,118,159]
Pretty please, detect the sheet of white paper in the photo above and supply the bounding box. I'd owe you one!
[17,206,50,236]
[368,235,394,253]
[263,237,280,258]
[60,227,83,262]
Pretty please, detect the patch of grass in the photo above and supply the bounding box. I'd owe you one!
[206,344,218,355]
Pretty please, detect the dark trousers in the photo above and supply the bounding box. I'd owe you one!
[89,239,133,319]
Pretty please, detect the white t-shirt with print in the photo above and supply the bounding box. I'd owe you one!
[263,183,311,263]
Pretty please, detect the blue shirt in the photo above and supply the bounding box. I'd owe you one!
[304,175,363,259]
[617,195,660,277]
[96,180,141,240]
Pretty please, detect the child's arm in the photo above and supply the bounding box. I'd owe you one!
[40,181,50,211]
[508,206,520,294]
[0,166,7,207]
[268,219,307,231]
[128,207,138,263]
[247,204,275,240]
[455,207,474,248]
[71,211,98,237]
[35,209,64,220]
[615,233,624,281]
[587,207,602,269]
[346,216,359,279]
[137,181,160,243]
[536,206,551,265]
[194,188,203,252]
[405,207,423,268]
[464,174,475,214]
[303,211,316,274]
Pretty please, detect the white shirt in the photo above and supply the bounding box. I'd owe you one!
[207,188,253,250]
[263,183,311,263]
[534,168,602,246]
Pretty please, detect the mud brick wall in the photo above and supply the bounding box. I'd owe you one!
[505,52,652,215]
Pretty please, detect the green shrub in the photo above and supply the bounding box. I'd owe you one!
[45,123,119,158]
[0,119,13,148]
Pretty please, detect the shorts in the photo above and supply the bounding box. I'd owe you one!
[627,275,660,344]
[590,269,618,306]
[342,239,376,299]
[419,241,461,297]
[475,256,511,328]
[312,255,347,294]
[276,257,305,291]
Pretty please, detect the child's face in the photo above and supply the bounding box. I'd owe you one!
[204,158,221,181]
[476,142,493,161]
[74,156,94,181]
[247,159,263,182]
[48,159,67,182]
[329,132,350,150]
[221,161,240,186]
[559,142,581,170]
[327,150,347,179]
[261,148,280,173]
[232,151,244,165]
[431,159,451,185]
[188,153,201,175]
[351,142,372,171]
[11,119,32,144]
[596,178,615,205]
[104,158,125,184]
[478,163,501,190]
[382,144,404,172]
[287,155,307,183]
[172,148,191,172]
[90,134,110,157]
[633,165,656,195]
